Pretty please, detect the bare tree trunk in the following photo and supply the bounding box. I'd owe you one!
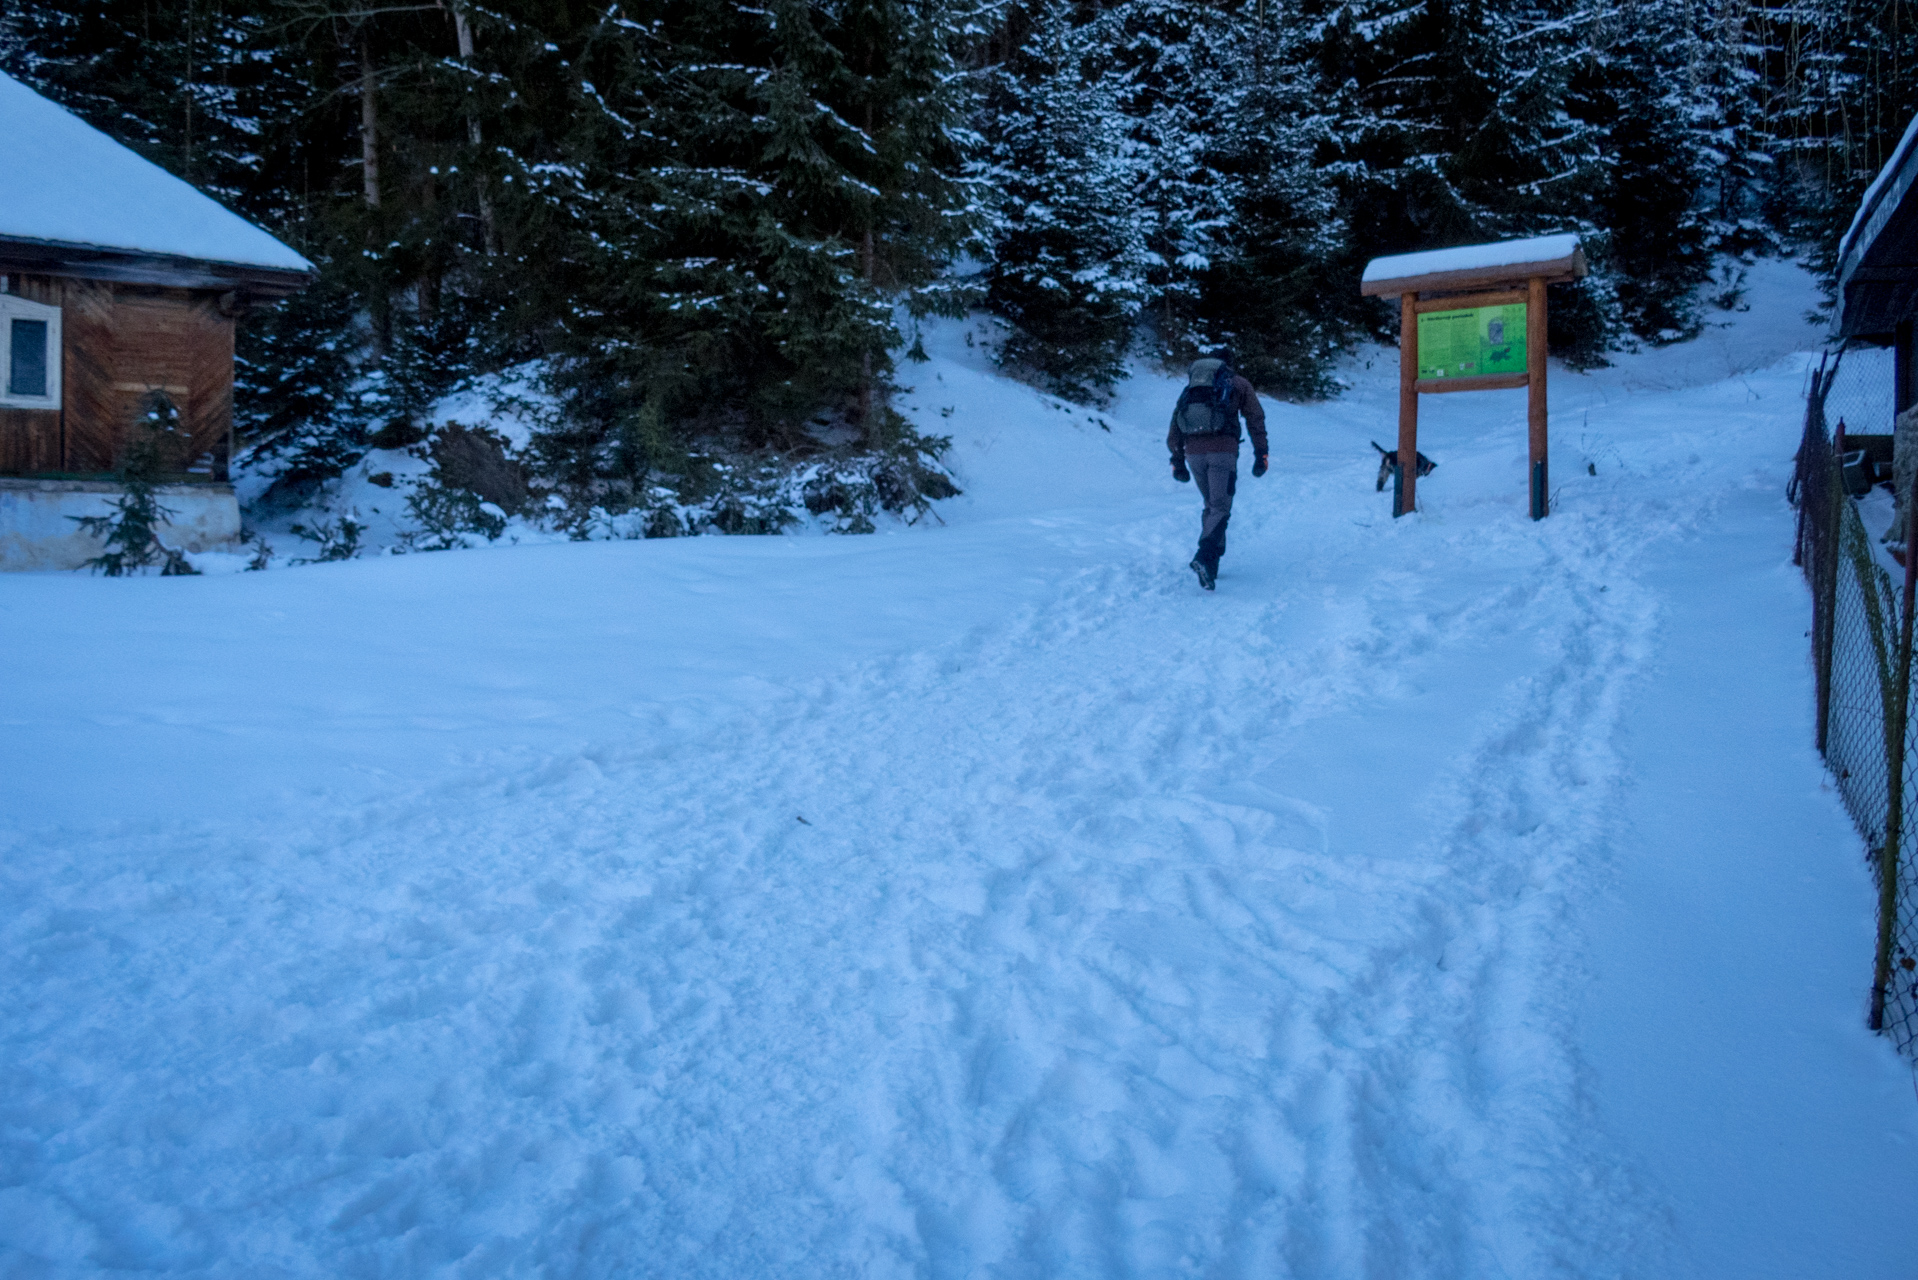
[360,32,388,356]
[359,35,381,210]
[183,0,195,178]
[453,5,499,256]
[859,227,876,427]
[859,96,878,432]
[418,177,440,322]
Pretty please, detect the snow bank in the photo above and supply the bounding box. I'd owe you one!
[235,361,968,564]
[0,71,311,272]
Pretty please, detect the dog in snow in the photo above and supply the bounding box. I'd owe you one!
[1371,441,1437,493]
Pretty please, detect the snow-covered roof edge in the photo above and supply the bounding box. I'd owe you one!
[0,71,313,276]
[1839,114,1918,272]
[1362,233,1583,286]
[1835,113,1918,332]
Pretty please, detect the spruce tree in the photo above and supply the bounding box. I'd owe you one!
[1101,0,1239,359]
[1594,1,1715,341]
[1193,11,1348,396]
[521,0,984,476]
[978,3,1148,400]
[1752,0,1918,286]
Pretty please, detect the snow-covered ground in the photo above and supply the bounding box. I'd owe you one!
[4,259,1916,1277]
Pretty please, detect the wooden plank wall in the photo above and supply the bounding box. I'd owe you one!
[60,278,118,472]
[0,408,59,473]
[0,275,235,478]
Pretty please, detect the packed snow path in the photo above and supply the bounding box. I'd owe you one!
[4,265,1916,1276]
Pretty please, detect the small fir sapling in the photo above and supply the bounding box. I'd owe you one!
[70,391,199,576]
[289,516,366,562]
[239,530,274,571]
[403,483,505,549]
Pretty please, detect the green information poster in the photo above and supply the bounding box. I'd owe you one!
[1416,303,1527,380]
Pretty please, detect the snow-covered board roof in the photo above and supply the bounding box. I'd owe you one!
[0,70,313,286]
[1360,233,1585,296]
[1835,114,1918,337]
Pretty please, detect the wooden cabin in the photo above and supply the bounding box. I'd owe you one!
[0,70,311,567]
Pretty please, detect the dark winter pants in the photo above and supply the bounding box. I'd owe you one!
[1191,451,1237,568]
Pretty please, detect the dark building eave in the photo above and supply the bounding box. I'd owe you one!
[1837,116,1918,337]
[0,235,314,301]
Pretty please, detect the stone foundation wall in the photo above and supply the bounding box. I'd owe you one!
[0,478,241,571]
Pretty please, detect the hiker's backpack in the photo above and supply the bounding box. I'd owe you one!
[1174,358,1236,437]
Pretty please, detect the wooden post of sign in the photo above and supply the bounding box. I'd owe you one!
[1397,292,1419,517]
[1527,274,1548,519]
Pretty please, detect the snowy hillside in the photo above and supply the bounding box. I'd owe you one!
[4,260,1917,1278]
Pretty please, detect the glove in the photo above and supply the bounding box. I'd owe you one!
[1172,461,1191,484]
[1252,453,1269,478]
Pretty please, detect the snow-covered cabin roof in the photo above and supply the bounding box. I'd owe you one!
[1360,233,1586,296]
[1835,114,1918,337]
[0,71,312,293]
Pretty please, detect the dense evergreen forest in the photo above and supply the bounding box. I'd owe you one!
[1,0,1911,519]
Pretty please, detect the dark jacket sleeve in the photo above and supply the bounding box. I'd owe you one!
[1235,376,1268,455]
[1167,412,1185,463]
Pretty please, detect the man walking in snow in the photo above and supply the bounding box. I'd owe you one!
[1169,350,1267,590]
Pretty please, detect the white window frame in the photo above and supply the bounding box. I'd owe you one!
[0,294,62,411]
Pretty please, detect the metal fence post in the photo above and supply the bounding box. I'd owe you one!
[1872,474,1918,1029]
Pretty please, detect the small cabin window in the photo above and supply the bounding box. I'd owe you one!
[0,295,61,410]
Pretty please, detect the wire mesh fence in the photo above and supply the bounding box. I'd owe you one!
[1821,342,1898,442]
[1794,342,1918,1057]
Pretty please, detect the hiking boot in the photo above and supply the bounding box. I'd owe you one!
[1189,556,1216,591]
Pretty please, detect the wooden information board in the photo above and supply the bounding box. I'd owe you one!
[1360,235,1588,519]
[1417,303,1526,380]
